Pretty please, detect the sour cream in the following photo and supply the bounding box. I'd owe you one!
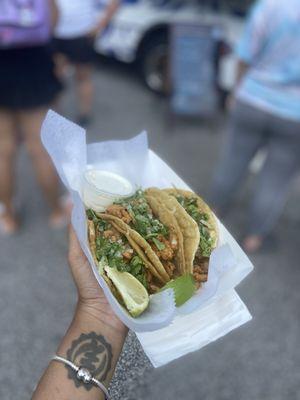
[83,169,134,212]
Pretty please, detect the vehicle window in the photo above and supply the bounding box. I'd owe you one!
[147,0,191,9]
[214,0,254,16]
[200,0,254,16]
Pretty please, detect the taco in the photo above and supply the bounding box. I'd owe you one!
[87,209,167,317]
[149,188,218,287]
[104,189,185,285]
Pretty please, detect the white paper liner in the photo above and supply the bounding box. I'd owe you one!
[137,290,252,368]
[41,110,253,342]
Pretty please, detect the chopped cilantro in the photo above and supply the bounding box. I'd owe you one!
[176,195,213,257]
[152,237,165,251]
[94,230,147,288]
[114,189,169,245]
[129,256,148,288]
[98,219,109,232]
[86,208,99,223]
[86,209,110,233]
[87,208,148,287]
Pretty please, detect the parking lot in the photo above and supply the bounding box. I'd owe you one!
[1,63,300,400]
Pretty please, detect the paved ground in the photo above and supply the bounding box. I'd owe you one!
[1,62,300,400]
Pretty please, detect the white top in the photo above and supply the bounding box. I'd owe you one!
[236,0,300,121]
[54,0,101,39]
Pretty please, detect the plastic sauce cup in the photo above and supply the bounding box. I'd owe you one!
[83,169,134,212]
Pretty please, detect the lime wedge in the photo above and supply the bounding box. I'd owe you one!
[104,264,149,317]
[161,274,196,307]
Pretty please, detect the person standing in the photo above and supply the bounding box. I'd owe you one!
[53,0,120,127]
[209,0,300,252]
[0,0,66,235]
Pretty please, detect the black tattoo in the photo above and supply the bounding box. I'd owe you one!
[66,332,113,391]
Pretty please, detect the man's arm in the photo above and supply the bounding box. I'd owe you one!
[32,229,128,399]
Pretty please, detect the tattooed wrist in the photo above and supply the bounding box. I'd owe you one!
[65,332,113,391]
[76,301,128,336]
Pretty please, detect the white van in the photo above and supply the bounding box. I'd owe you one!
[95,0,250,93]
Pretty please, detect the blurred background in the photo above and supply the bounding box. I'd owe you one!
[1,0,300,399]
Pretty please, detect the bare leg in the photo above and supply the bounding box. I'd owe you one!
[0,109,18,233]
[53,52,69,80]
[52,53,69,113]
[74,63,94,120]
[18,108,67,226]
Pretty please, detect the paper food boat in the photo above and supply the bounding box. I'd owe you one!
[41,111,253,367]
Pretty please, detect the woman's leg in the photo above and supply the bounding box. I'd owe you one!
[74,63,94,123]
[51,53,69,113]
[0,109,18,233]
[209,101,266,214]
[18,108,67,226]
[244,121,300,251]
[53,52,69,80]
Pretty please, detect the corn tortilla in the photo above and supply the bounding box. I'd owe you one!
[97,213,170,284]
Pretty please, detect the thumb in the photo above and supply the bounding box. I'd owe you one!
[68,226,85,264]
[68,226,91,289]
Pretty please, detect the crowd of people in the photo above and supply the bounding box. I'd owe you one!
[0,0,120,235]
[0,0,300,398]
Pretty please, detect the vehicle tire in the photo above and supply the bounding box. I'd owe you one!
[139,33,168,95]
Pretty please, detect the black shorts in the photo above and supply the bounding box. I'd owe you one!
[0,45,63,110]
[52,36,96,64]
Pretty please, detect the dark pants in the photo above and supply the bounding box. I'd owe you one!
[209,101,300,236]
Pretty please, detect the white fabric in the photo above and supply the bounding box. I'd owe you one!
[55,0,100,39]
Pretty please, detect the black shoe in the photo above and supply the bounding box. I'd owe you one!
[76,114,92,127]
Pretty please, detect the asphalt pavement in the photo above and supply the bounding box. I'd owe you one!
[1,63,300,400]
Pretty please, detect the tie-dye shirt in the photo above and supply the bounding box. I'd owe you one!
[236,0,300,121]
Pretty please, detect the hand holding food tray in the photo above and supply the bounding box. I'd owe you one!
[41,111,253,366]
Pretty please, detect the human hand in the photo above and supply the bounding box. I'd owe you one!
[33,228,127,399]
[68,227,126,334]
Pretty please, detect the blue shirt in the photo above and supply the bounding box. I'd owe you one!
[236,0,300,121]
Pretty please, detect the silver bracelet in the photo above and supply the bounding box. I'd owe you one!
[52,355,110,399]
